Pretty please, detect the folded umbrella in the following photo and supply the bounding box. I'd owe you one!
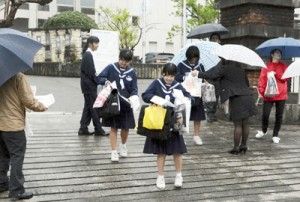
[0,28,43,86]
[187,23,229,39]
[211,44,266,68]
[171,41,221,71]
[256,37,300,59]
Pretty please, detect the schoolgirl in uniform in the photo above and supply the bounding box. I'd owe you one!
[175,46,206,145]
[97,49,138,162]
[142,63,192,189]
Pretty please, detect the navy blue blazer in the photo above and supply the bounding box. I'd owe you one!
[80,51,97,94]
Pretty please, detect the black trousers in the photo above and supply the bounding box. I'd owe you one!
[0,131,26,195]
[79,92,102,131]
[262,100,286,137]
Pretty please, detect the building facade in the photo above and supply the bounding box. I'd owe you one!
[0,0,190,60]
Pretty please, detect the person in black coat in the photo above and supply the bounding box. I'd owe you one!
[78,36,106,136]
[192,61,257,154]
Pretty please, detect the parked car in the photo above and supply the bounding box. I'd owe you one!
[145,52,174,64]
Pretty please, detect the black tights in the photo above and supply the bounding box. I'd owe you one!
[233,118,249,149]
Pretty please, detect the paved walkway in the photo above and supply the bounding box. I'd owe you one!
[0,76,300,201]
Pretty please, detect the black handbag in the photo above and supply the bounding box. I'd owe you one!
[97,89,120,118]
[137,105,175,140]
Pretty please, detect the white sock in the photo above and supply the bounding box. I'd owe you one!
[176,172,182,177]
[112,150,117,153]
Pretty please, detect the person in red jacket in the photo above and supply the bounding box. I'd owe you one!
[255,49,289,144]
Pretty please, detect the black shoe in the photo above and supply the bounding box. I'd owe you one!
[239,146,248,154]
[9,192,33,200]
[94,127,108,136]
[228,148,239,155]
[0,186,8,193]
[78,128,93,136]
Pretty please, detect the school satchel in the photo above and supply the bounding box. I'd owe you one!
[137,105,175,140]
[97,89,120,118]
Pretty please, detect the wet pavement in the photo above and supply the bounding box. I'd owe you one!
[0,75,300,201]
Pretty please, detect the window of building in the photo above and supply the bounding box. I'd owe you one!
[38,19,46,28]
[165,42,174,53]
[149,41,157,52]
[132,16,139,26]
[81,8,95,15]
[80,0,95,7]
[57,0,74,5]
[38,4,50,11]
[57,6,74,12]
[19,3,29,10]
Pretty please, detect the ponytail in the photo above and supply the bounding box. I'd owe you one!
[82,36,100,54]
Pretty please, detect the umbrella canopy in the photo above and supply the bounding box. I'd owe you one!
[282,60,300,79]
[0,28,43,86]
[171,41,221,71]
[211,44,266,68]
[255,37,300,59]
[187,23,229,39]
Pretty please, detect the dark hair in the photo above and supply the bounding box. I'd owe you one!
[185,46,200,61]
[119,49,133,61]
[82,36,99,54]
[209,33,221,41]
[162,63,177,76]
[270,49,282,62]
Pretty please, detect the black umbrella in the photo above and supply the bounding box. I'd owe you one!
[187,23,229,39]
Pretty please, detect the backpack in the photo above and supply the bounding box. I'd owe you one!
[97,89,120,118]
[137,105,175,140]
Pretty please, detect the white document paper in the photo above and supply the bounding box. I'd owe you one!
[150,96,176,108]
[35,93,55,108]
[129,95,141,112]
[30,85,37,96]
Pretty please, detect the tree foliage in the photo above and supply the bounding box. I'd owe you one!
[0,0,53,28]
[43,11,98,30]
[98,6,142,52]
[168,0,219,41]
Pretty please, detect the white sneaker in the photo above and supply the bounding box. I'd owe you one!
[119,144,128,157]
[255,130,267,139]
[111,150,119,162]
[272,137,280,144]
[174,176,183,188]
[193,136,203,145]
[156,175,165,189]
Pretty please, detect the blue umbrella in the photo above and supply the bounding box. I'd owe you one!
[255,37,300,59]
[0,28,43,86]
[171,41,221,71]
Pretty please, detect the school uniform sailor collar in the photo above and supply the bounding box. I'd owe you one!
[112,62,134,89]
[157,77,180,94]
[180,60,201,71]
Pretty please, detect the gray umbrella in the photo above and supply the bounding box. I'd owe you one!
[0,28,43,86]
[187,23,229,39]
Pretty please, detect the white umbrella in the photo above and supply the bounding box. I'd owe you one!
[211,44,267,68]
[282,60,300,79]
[171,41,221,71]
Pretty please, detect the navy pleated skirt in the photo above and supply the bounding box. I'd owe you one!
[190,97,206,121]
[143,132,187,155]
[102,109,135,129]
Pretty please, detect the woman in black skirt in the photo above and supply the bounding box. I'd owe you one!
[192,61,257,154]
[142,63,192,189]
